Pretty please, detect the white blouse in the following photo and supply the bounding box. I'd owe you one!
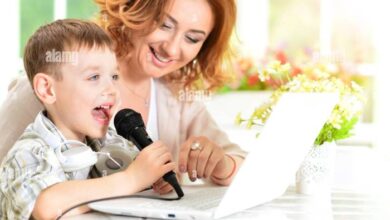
[146,79,159,141]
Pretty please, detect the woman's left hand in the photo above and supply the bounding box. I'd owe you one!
[178,136,228,181]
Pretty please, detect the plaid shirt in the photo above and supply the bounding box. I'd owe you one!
[0,111,138,220]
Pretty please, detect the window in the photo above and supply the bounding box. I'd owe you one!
[67,0,99,20]
[20,0,54,56]
[20,0,99,57]
[269,0,321,56]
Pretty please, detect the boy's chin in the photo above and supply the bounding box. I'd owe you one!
[89,128,109,139]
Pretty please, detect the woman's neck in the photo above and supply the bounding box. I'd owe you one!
[118,57,151,88]
[117,58,152,124]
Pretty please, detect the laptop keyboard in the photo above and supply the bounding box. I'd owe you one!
[146,187,227,211]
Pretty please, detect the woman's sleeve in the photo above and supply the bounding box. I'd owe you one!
[0,77,43,161]
[182,101,247,159]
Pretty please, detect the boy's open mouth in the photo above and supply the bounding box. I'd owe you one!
[92,105,111,122]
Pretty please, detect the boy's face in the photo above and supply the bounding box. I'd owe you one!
[49,46,120,141]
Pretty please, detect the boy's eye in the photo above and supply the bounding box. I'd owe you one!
[112,74,119,80]
[88,74,99,81]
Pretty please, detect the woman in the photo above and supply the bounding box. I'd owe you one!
[0,0,246,193]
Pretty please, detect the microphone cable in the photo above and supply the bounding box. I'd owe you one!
[55,190,182,220]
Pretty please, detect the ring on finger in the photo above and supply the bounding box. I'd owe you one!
[190,141,202,151]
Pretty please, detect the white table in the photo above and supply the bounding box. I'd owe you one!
[63,185,389,220]
[63,145,390,220]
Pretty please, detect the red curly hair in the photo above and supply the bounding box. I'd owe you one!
[94,0,236,91]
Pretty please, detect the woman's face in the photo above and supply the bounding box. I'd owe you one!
[129,0,214,78]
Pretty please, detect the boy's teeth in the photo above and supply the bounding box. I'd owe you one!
[94,105,110,111]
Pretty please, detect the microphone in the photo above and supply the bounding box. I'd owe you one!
[114,108,184,198]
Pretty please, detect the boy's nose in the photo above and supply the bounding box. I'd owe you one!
[101,79,119,98]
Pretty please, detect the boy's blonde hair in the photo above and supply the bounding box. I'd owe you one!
[23,19,113,87]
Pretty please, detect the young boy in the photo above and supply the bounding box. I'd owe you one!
[0,19,175,220]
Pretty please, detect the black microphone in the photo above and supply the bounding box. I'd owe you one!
[114,108,184,198]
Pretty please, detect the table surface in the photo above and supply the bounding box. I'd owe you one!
[64,146,390,220]
[63,185,389,220]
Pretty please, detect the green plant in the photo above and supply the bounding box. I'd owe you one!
[236,62,365,145]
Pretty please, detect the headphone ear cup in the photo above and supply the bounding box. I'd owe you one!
[95,145,135,176]
[57,146,97,172]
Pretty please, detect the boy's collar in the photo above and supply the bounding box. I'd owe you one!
[32,111,79,151]
[33,110,103,152]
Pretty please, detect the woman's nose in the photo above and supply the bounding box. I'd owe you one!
[162,35,181,58]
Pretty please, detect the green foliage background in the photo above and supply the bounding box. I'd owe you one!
[20,0,98,56]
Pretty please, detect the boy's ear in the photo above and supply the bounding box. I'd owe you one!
[33,73,56,104]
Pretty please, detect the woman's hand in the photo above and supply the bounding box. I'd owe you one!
[178,136,233,182]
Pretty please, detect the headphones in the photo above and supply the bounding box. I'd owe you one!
[54,142,97,172]
[93,144,135,176]
[55,140,134,176]
[33,112,135,176]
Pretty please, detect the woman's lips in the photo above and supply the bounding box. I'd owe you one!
[150,47,172,68]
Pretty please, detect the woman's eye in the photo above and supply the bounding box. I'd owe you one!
[88,74,99,81]
[161,22,173,30]
[186,36,200,44]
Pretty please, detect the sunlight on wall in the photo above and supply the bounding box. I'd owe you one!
[320,0,332,55]
[373,0,390,151]
[236,0,268,60]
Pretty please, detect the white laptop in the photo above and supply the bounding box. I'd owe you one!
[89,92,338,219]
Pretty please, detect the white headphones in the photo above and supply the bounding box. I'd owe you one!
[55,142,97,172]
[94,144,135,176]
[55,140,134,175]
[33,112,134,175]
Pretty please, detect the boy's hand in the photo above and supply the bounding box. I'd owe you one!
[152,178,173,194]
[124,141,175,192]
[152,171,182,195]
